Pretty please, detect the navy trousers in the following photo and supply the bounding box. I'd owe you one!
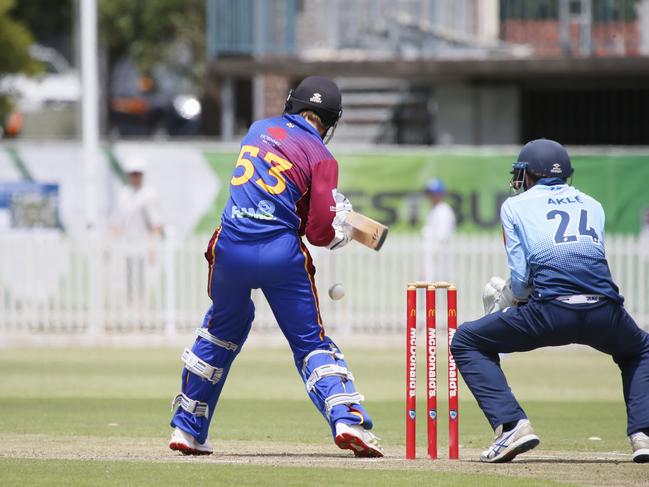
[450,299,649,435]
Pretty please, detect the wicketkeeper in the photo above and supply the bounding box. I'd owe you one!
[451,139,649,463]
[168,76,383,457]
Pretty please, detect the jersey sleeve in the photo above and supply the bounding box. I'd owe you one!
[501,199,531,300]
[305,158,338,246]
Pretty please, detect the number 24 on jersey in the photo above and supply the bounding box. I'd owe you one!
[546,209,600,244]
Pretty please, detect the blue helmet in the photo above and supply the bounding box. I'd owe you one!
[510,139,573,193]
[425,178,446,194]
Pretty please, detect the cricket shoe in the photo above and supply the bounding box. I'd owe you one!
[480,419,540,463]
[169,427,213,456]
[335,422,384,458]
[629,431,649,463]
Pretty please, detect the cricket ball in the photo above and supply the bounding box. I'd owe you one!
[328,283,345,301]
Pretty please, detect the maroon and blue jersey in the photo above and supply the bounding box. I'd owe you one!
[220,114,338,247]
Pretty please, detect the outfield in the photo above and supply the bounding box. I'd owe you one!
[0,345,646,486]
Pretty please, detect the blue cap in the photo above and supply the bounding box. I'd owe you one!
[515,139,573,179]
[425,179,446,194]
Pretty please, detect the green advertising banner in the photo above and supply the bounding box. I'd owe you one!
[199,150,649,235]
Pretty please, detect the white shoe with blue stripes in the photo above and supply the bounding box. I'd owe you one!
[630,431,649,463]
[480,419,540,463]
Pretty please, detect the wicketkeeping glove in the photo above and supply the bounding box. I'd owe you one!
[482,276,518,314]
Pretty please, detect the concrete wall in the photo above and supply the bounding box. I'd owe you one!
[435,83,519,145]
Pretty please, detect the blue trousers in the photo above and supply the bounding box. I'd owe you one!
[451,299,649,435]
[171,229,372,443]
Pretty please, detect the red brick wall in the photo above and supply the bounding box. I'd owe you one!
[263,74,290,118]
[501,20,640,56]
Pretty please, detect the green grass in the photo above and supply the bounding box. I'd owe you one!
[0,346,636,485]
[0,459,569,487]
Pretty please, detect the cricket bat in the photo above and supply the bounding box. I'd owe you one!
[345,211,389,251]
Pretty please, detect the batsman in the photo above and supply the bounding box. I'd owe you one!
[451,139,649,463]
[167,76,383,457]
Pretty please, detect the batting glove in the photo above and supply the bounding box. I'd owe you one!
[327,192,353,250]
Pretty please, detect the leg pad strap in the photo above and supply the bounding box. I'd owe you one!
[172,392,209,417]
[325,392,364,418]
[182,348,223,384]
[302,349,344,372]
[195,328,238,352]
[305,364,354,392]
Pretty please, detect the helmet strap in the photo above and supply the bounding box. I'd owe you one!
[284,89,293,112]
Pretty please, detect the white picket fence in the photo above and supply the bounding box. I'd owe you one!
[0,233,647,346]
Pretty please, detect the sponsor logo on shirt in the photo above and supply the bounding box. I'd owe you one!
[260,127,287,147]
[268,126,287,140]
[260,134,281,147]
[231,199,276,221]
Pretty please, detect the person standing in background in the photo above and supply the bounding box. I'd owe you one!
[422,178,456,282]
[110,156,164,307]
[111,157,163,240]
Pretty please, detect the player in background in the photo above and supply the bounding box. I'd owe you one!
[421,178,456,282]
[168,76,384,457]
[111,156,163,240]
[451,139,649,463]
[111,156,164,306]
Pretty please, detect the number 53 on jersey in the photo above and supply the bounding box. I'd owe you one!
[231,145,293,195]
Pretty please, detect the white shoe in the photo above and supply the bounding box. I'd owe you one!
[480,419,540,463]
[630,431,649,463]
[334,422,384,458]
[169,427,213,456]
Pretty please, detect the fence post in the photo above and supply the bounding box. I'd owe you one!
[86,233,102,343]
[164,227,177,340]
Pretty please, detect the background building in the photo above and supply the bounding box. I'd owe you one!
[207,0,649,145]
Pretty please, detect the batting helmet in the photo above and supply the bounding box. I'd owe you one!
[510,139,573,193]
[284,76,342,130]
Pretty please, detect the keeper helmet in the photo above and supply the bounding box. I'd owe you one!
[510,139,573,193]
[284,76,342,143]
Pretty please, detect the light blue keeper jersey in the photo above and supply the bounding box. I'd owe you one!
[501,178,622,303]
